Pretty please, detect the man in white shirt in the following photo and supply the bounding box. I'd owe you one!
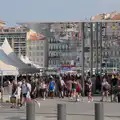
[59,77,65,98]
[21,80,31,105]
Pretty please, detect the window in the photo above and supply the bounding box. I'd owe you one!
[33,52,35,56]
[41,41,43,44]
[41,58,43,62]
[37,58,39,62]
[37,46,39,50]
[40,52,43,56]
[49,53,51,57]
[41,46,43,50]
[29,52,31,56]
[49,60,51,64]
[32,58,35,61]
[37,52,39,56]
[29,46,31,50]
[41,64,43,67]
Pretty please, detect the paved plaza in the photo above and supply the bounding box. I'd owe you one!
[0,97,120,120]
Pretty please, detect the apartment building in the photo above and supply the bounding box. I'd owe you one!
[48,23,82,69]
[20,22,84,70]
[91,12,120,68]
[0,27,28,56]
[26,29,47,68]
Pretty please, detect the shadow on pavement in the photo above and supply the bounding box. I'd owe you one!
[5,116,25,120]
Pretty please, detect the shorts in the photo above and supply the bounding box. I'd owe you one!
[41,89,46,92]
[49,87,55,92]
[23,93,27,98]
[67,89,72,93]
[59,86,64,91]
[72,88,76,92]
[87,89,92,93]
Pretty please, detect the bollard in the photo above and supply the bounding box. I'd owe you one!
[57,104,66,120]
[26,101,35,120]
[95,103,104,120]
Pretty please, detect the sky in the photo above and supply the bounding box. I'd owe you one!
[0,0,120,26]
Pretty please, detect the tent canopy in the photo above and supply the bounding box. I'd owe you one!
[0,48,18,75]
[1,38,39,74]
[20,55,44,69]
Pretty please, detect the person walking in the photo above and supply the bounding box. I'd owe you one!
[76,80,83,102]
[40,80,46,100]
[72,79,77,99]
[10,80,17,108]
[49,79,55,99]
[14,83,22,107]
[66,79,72,99]
[101,78,110,102]
[86,78,93,103]
[21,80,31,106]
[59,77,65,98]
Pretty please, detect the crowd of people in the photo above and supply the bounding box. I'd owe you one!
[1,72,120,108]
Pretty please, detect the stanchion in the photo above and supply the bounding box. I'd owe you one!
[57,104,66,120]
[95,103,104,120]
[26,101,35,120]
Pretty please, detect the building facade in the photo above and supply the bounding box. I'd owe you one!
[0,27,28,56]
[48,23,82,71]
[19,22,84,71]
[26,29,48,68]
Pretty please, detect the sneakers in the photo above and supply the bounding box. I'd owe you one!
[88,100,90,103]
[70,97,73,100]
[76,99,80,102]
[37,102,40,108]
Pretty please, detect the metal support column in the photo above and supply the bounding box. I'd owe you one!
[96,22,98,74]
[81,22,85,96]
[90,23,93,78]
[100,23,102,81]
[0,71,3,102]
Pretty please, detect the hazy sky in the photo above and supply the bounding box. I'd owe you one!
[0,0,120,26]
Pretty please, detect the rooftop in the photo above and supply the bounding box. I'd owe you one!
[112,14,120,20]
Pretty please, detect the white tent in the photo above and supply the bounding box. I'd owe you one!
[20,55,43,69]
[0,60,18,76]
[1,38,39,74]
[0,48,18,75]
[20,55,32,64]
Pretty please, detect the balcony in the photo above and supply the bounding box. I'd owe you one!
[48,56,60,59]
[49,47,70,51]
[49,40,60,43]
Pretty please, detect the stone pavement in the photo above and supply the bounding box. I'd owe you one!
[0,97,120,120]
